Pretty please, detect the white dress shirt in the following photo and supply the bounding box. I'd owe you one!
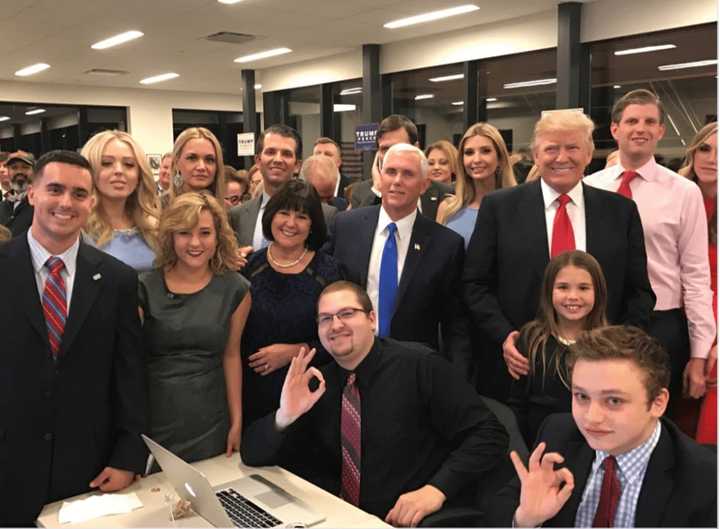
[540,178,587,254]
[366,206,417,334]
[27,229,80,311]
[251,191,271,250]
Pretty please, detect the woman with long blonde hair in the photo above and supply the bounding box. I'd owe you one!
[81,130,160,271]
[436,122,516,248]
[170,127,226,204]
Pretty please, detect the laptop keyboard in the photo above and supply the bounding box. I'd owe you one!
[216,488,283,528]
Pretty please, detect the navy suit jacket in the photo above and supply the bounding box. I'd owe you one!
[330,205,472,376]
[489,414,717,527]
[0,236,147,525]
[0,197,34,237]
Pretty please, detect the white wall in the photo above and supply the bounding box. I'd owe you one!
[0,80,244,154]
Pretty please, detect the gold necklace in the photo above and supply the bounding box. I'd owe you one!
[267,242,308,268]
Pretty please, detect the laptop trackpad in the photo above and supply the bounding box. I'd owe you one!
[256,490,291,509]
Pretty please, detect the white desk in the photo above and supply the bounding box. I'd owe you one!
[37,454,389,528]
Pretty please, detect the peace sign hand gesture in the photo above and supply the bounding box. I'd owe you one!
[275,347,326,430]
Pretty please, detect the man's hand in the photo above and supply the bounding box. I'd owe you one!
[275,347,325,430]
[230,246,253,271]
[89,467,135,492]
[384,485,446,527]
[248,343,302,376]
[706,345,717,388]
[684,357,707,399]
[510,443,574,528]
[503,331,529,380]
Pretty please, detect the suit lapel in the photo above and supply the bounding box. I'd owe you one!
[394,213,430,314]
[553,439,594,525]
[244,196,262,244]
[522,181,550,280]
[59,242,102,357]
[583,183,600,254]
[357,207,379,288]
[420,184,440,219]
[12,237,50,350]
[634,425,674,527]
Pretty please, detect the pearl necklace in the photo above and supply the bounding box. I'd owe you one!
[267,242,308,268]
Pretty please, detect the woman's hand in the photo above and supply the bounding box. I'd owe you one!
[226,421,241,456]
[248,343,305,376]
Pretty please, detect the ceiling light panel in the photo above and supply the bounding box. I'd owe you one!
[657,59,717,71]
[415,94,435,100]
[234,48,292,63]
[91,30,144,50]
[614,44,676,56]
[429,73,464,82]
[25,108,46,115]
[503,78,556,89]
[140,72,179,85]
[15,63,50,77]
[384,4,479,29]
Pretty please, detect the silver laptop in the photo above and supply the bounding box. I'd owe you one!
[142,434,325,528]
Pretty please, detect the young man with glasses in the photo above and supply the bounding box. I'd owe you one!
[242,280,508,527]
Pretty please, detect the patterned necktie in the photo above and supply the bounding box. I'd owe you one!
[43,256,67,359]
[340,373,361,506]
[616,170,639,199]
[550,194,575,258]
[593,456,621,527]
[378,223,398,337]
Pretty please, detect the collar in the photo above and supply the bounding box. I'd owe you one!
[540,178,584,210]
[609,157,657,183]
[339,338,383,390]
[27,228,80,278]
[592,420,662,485]
[377,205,417,241]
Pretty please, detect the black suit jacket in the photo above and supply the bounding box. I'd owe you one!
[463,180,655,345]
[349,179,452,221]
[0,236,147,525]
[337,173,352,198]
[490,414,717,527]
[0,197,34,237]
[330,205,472,376]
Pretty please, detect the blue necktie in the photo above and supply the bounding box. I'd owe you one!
[378,223,398,337]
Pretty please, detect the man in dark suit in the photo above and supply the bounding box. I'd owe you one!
[492,326,716,527]
[0,151,147,525]
[331,143,472,376]
[0,150,36,237]
[312,136,352,199]
[463,109,655,400]
[229,125,336,253]
[349,114,452,220]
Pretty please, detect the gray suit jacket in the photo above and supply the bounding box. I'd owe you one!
[229,195,337,248]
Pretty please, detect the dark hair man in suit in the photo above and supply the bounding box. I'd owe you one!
[463,109,655,401]
[242,280,508,526]
[350,114,451,220]
[495,326,716,527]
[0,150,147,525]
[330,143,472,376]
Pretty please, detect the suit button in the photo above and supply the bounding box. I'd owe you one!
[43,433,53,441]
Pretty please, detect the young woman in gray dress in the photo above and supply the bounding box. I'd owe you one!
[139,192,251,463]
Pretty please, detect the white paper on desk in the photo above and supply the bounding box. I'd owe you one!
[58,492,143,524]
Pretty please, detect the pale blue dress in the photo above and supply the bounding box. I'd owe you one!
[87,229,156,272]
[446,207,479,249]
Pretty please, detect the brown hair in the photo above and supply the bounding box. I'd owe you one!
[679,121,717,245]
[611,88,665,125]
[314,137,340,150]
[155,192,238,274]
[567,325,671,403]
[319,280,373,314]
[521,250,608,387]
[377,115,418,145]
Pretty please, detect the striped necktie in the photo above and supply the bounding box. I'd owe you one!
[42,256,67,359]
[340,372,361,506]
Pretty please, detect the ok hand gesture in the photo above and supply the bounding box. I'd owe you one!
[275,347,326,429]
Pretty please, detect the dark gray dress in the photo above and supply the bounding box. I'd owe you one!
[139,269,250,463]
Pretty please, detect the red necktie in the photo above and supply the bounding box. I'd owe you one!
[340,373,361,506]
[42,257,67,359]
[593,456,621,527]
[616,170,638,199]
[550,194,575,258]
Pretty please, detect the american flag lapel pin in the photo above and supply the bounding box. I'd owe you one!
[93,273,102,281]
[414,243,421,251]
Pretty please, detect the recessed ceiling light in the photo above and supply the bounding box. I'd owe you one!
[254,84,262,90]
[415,94,434,100]
[333,104,357,112]
[15,63,50,77]
[429,73,464,82]
[451,101,464,106]
[614,44,676,56]
[0,116,10,122]
[234,48,292,63]
[140,72,179,85]
[486,97,498,102]
[91,30,144,50]
[658,59,717,71]
[384,4,479,29]
[218,0,244,3]
[503,78,557,89]
[340,87,362,96]
[25,108,46,115]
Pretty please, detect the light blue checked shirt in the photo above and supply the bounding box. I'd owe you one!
[575,421,662,527]
[27,230,80,311]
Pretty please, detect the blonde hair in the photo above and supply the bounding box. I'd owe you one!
[679,121,717,245]
[80,130,160,249]
[424,140,460,182]
[170,127,225,203]
[531,110,595,156]
[438,122,516,225]
[155,192,238,274]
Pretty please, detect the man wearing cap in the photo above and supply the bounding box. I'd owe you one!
[0,150,36,236]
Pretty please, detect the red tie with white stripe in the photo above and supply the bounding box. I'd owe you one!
[340,372,361,506]
[43,256,67,359]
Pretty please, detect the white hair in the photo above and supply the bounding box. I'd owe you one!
[383,143,429,178]
[299,154,339,184]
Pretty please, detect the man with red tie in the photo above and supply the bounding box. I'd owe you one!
[463,109,655,402]
[585,89,715,413]
[490,326,716,527]
[0,150,146,525]
[241,280,507,526]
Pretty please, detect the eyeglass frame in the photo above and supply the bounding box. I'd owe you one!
[317,307,369,328]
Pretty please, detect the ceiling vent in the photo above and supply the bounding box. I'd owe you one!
[84,68,128,76]
[205,31,256,44]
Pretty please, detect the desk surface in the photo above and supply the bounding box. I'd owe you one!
[37,455,389,528]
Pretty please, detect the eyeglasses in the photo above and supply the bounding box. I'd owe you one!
[317,307,368,327]
[224,195,242,205]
